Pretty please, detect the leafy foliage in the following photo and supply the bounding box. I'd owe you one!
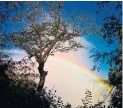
[1,1,100,90]
[9,2,99,64]
[82,89,92,107]
[1,1,121,107]
[90,1,122,107]
[0,52,113,108]
[76,89,109,108]
[0,56,66,108]
[0,2,24,32]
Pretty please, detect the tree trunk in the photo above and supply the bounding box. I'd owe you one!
[37,63,48,92]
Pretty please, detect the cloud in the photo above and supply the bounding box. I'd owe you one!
[0,49,26,55]
[0,49,27,61]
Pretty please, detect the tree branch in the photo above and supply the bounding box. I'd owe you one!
[42,31,66,62]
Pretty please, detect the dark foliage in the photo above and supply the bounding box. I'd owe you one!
[0,53,114,108]
[0,1,122,108]
[90,1,122,107]
[0,55,66,108]
[0,1,100,90]
[0,2,24,32]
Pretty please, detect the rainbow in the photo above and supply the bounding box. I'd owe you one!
[53,56,113,92]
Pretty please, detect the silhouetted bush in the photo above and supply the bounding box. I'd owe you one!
[0,56,66,108]
[0,54,116,108]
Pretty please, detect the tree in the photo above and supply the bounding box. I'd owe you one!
[0,54,113,108]
[0,2,25,51]
[0,2,23,32]
[90,1,122,107]
[82,89,92,108]
[3,1,99,91]
[0,55,66,108]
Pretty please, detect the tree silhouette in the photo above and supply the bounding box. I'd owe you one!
[0,49,113,108]
[1,2,120,108]
[90,1,122,107]
[1,1,100,91]
[0,54,67,108]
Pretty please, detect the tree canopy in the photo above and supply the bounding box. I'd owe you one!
[1,1,100,91]
[9,2,99,64]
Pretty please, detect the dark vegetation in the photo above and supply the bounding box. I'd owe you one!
[91,1,122,107]
[0,1,122,108]
[0,1,100,92]
[0,55,110,108]
[0,55,66,108]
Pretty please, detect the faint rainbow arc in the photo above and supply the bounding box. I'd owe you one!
[53,57,112,92]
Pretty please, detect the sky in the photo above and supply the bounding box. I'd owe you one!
[3,1,120,78]
[5,42,111,106]
[1,1,120,106]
